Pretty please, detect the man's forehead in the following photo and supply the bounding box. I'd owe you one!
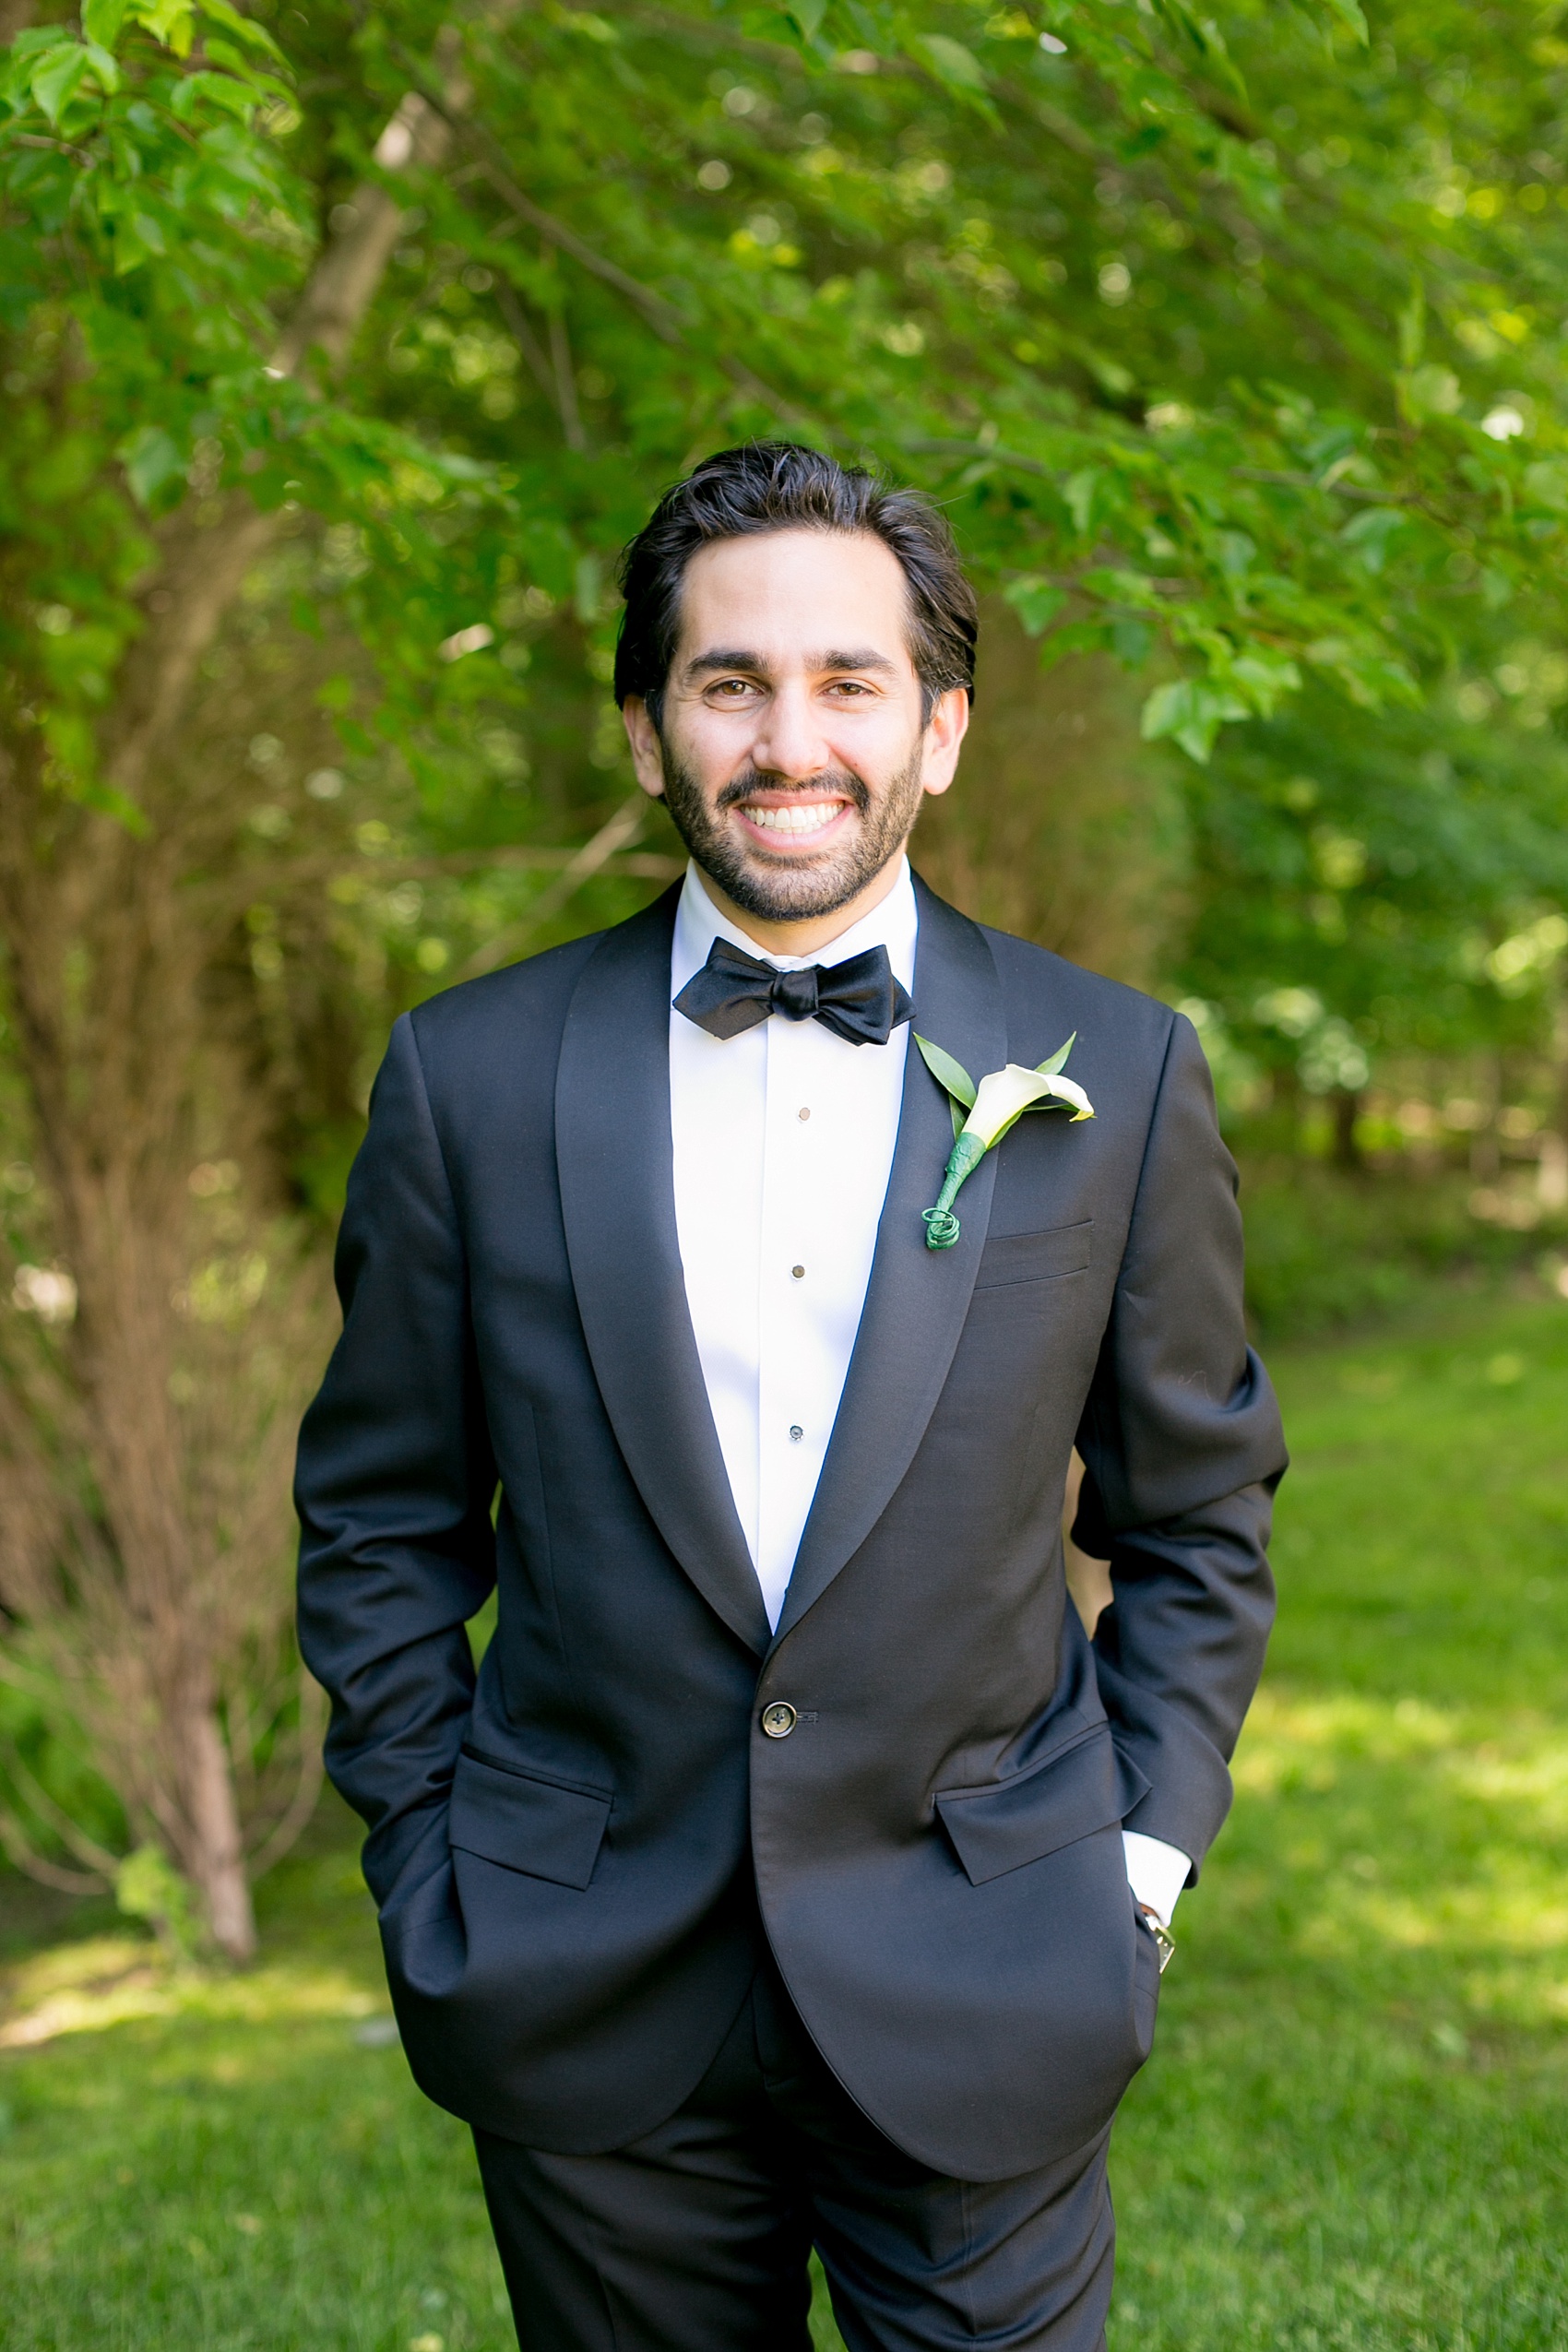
[674,528,916,668]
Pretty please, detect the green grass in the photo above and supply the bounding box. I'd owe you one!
[4,1284,1567,2349]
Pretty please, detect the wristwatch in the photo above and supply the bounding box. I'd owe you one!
[1137,1903,1176,1974]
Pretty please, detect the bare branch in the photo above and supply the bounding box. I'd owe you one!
[196,839,680,918]
[106,39,477,811]
[479,160,685,339]
[492,276,566,419]
[457,793,653,980]
[1,1739,122,1875]
[244,1671,328,1878]
[268,89,460,380]
[0,1806,106,1894]
[547,290,587,453]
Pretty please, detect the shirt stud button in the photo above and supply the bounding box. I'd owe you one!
[761,1701,798,1739]
[797,1107,811,1121]
[791,1265,805,1280]
[789,1424,803,1443]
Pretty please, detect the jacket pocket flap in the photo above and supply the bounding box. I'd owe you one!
[449,1748,612,1890]
[974,1219,1093,1289]
[936,1727,1149,1886]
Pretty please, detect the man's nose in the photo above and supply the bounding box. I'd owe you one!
[748,685,832,781]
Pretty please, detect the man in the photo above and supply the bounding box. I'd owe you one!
[296,442,1286,2351]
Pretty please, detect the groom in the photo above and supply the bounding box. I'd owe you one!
[296,442,1285,2350]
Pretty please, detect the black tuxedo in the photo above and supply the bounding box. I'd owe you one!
[296,878,1284,2199]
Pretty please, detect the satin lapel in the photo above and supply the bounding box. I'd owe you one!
[775,880,1007,1641]
[555,888,771,1657]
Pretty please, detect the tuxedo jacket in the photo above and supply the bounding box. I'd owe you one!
[295,876,1285,2182]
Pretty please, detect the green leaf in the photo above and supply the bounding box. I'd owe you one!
[1319,0,1369,41]
[1063,469,1099,535]
[1140,678,1249,764]
[198,0,288,61]
[786,0,826,37]
[1524,459,1568,516]
[1338,505,1407,574]
[30,42,90,125]
[82,0,131,46]
[915,1034,977,1109]
[1003,576,1068,636]
[83,42,121,93]
[1036,1032,1076,1078]
[912,33,988,91]
[118,424,184,505]
[1225,650,1301,715]
[127,0,194,54]
[1396,279,1425,371]
[1397,364,1461,424]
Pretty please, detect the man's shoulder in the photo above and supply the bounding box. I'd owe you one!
[404,884,676,1063]
[974,918,1178,1065]
[405,928,605,1064]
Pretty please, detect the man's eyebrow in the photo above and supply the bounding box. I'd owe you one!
[683,647,769,680]
[683,646,900,680]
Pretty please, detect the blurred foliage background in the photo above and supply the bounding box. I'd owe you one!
[1,0,1568,2266]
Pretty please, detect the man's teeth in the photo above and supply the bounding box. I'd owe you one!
[742,802,843,836]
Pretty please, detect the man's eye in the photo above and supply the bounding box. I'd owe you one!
[709,680,754,698]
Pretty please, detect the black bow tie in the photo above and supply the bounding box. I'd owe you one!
[673,937,915,1048]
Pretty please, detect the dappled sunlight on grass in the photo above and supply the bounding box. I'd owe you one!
[0,1928,389,2050]
[1107,1287,1568,2350]
[2,1288,1566,2350]
[1230,1688,1568,2014]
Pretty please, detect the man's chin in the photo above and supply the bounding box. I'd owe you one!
[703,850,872,925]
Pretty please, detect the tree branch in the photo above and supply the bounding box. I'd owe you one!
[104,38,475,809]
[243,1669,327,1878]
[199,839,681,917]
[1,1738,122,1875]
[476,158,808,422]
[0,1805,105,1895]
[457,793,654,980]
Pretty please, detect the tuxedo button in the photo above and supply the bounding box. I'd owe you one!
[761,1701,798,1740]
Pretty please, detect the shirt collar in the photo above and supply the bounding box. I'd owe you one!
[671,856,918,996]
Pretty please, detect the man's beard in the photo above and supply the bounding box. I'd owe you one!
[657,744,927,924]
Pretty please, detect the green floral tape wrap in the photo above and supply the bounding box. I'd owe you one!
[921,1132,987,1250]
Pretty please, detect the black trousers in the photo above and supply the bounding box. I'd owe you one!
[473,1959,1114,2352]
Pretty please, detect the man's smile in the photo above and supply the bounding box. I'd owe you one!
[732,793,852,846]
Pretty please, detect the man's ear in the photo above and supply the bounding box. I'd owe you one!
[622,696,667,799]
[919,684,971,802]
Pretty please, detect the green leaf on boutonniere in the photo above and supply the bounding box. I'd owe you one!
[920,1036,1094,1249]
[915,1033,978,1139]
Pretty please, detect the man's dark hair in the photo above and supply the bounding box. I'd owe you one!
[613,441,978,725]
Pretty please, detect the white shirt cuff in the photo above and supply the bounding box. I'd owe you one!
[1122,1830,1192,1928]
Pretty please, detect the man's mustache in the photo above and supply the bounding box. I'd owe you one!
[714,768,872,817]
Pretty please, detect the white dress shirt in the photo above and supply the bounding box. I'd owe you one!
[667,859,1190,1925]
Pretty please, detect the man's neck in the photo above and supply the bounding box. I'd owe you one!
[694,851,908,959]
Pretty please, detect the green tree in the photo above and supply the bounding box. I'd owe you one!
[3,0,1567,1946]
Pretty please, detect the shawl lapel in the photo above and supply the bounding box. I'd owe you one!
[554,887,772,1657]
[774,878,1007,1640]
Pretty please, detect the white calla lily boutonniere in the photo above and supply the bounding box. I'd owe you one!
[915,1033,1094,1250]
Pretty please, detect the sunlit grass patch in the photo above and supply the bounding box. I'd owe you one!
[3,1286,1568,2351]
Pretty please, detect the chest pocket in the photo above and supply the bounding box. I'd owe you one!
[973,1218,1092,1290]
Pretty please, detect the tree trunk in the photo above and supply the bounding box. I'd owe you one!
[0,43,469,1954]
[180,1701,256,1961]
[1331,1087,1363,1170]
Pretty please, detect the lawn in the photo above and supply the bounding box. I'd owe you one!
[3,1284,1567,2350]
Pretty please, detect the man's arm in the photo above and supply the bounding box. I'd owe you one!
[1074,1012,1287,1882]
[295,1013,498,1906]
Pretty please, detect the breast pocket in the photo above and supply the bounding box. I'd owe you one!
[973,1219,1093,1290]
[449,1745,612,1890]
